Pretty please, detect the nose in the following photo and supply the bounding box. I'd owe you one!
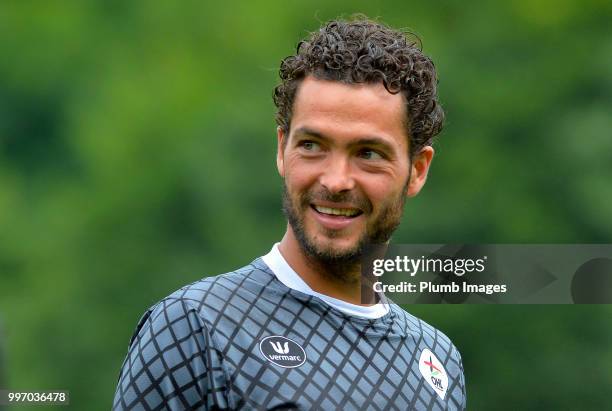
[319,155,355,193]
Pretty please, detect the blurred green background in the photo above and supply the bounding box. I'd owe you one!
[1,0,611,409]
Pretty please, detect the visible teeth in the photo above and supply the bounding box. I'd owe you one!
[314,206,360,217]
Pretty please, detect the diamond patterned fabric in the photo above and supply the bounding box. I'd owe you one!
[113,258,466,410]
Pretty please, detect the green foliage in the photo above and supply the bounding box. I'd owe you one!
[1,1,611,409]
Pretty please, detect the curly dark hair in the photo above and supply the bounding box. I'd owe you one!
[273,16,444,157]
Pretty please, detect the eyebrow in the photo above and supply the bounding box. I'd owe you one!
[292,127,397,154]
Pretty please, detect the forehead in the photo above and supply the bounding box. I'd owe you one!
[290,76,409,151]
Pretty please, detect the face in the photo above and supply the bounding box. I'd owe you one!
[277,76,433,267]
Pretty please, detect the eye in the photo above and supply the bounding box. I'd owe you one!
[358,149,384,160]
[299,140,321,152]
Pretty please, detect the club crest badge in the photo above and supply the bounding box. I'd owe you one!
[259,336,307,368]
[418,348,449,400]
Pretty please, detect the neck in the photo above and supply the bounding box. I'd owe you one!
[278,225,370,305]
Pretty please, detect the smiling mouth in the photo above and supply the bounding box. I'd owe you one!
[311,205,363,218]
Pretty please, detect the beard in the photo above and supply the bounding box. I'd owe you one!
[281,180,407,282]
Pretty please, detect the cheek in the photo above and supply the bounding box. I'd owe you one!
[284,172,308,196]
[369,176,393,197]
[361,175,405,210]
[284,158,320,190]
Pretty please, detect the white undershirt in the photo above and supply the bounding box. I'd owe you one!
[262,243,389,319]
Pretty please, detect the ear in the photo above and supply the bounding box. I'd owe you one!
[276,126,286,177]
[406,146,434,197]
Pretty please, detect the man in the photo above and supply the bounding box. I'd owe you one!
[113,17,466,411]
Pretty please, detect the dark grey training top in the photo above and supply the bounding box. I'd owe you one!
[113,258,466,410]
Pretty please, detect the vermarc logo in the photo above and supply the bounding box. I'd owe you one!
[269,341,290,354]
[259,336,307,368]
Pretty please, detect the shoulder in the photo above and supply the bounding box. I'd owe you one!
[170,260,267,301]
[140,258,278,331]
[390,304,459,350]
[389,303,465,371]
[177,258,277,304]
[114,264,275,411]
[124,259,275,348]
[389,304,466,407]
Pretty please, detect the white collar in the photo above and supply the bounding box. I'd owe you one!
[262,243,389,319]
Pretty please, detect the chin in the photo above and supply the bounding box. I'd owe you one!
[309,233,363,258]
